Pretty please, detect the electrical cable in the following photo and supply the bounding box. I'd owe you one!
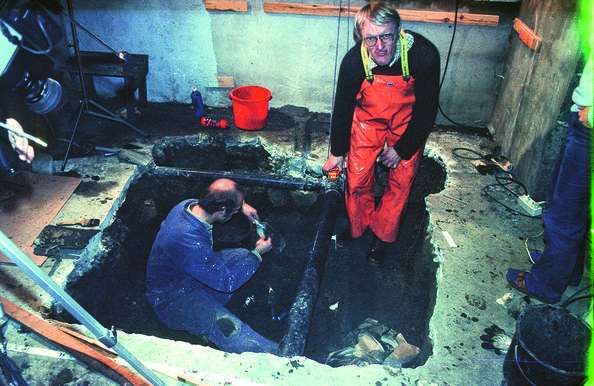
[437,0,467,127]
[523,230,544,264]
[562,294,594,308]
[452,147,527,196]
[438,0,458,92]
[0,17,53,56]
[35,0,118,55]
[481,183,540,218]
[327,0,344,158]
[452,147,485,160]
[562,284,593,307]
[18,15,53,55]
[452,147,540,218]
[494,174,527,198]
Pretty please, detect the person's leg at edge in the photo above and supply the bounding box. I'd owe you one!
[150,284,277,354]
[507,113,590,303]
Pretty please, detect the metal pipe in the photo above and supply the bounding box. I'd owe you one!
[153,166,323,191]
[278,189,341,357]
[0,231,164,386]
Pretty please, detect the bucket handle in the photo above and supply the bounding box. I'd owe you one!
[513,344,537,386]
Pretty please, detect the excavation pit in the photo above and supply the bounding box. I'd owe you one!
[57,147,445,368]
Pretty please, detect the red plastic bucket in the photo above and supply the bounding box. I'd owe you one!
[229,85,272,130]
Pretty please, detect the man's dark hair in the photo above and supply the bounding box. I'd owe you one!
[199,179,243,215]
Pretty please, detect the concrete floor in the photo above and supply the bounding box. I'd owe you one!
[0,103,589,385]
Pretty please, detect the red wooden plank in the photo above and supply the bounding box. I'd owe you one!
[263,2,500,26]
[0,296,150,385]
[204,0,248,12]
[513,17,542,51]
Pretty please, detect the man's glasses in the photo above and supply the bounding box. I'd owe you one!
[363,33,395,47]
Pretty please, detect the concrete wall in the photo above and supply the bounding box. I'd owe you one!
[489,0,580,200]
[74,0,517,126]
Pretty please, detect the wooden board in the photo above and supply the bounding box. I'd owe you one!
[488,0,580,199]
[0,172,80,265]
[513,17,542,51]
[217,75,236,88]
[0,296,151,386]
[263,2,499,26]
[204,0,248,12]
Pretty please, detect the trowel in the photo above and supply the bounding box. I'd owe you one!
[252,218,286,254]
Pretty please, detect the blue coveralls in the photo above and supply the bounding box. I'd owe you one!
[522,113,590,303]
[145,199,278,353]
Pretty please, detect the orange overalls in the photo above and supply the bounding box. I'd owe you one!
[345,73,423,243]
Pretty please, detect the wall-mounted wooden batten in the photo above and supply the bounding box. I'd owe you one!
[217,75,236,88]
[204,0,248,12]
[512,17,542,51]
[263,2,499,26]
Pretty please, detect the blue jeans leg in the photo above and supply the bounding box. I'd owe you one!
[528,113,590,298]
[149,281,277,354]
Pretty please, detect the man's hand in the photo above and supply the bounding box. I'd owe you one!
[578,106,592,128]
[242,202,259,221]
[322,154,345,172]
[6,118,34,163]
[379,146,401,169]
[255,236,273,255]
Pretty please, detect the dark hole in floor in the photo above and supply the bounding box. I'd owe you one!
[55,150,445,368]
[152,137,274,172]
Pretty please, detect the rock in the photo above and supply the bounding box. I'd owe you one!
[380,329,400,351]
[289,190,318,208]
[383,333,420,367]
[267,189,290,208]
[285,158,305,178]
[305,159,323,177]
[353,332,385,363]
[139,198,158,223]
[357,318,380,330]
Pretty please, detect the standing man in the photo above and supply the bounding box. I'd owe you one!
[323,0,440,264]
[506,54,592,304]
[146,178,277,353]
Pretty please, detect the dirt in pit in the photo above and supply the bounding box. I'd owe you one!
[58,156,444,367]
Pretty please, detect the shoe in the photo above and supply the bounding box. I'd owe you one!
[506,269,560,304]
[528,249,542,264]
[367,236,386,266]
[528,250,581,287]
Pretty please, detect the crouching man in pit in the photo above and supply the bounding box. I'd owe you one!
[145,178,277,353]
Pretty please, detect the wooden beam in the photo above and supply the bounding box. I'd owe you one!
[204,0,248,12]
[489,0,579,199]
[0,296,150,385]
[263,2,499,26]
[513,17,542,51]
[399,9,499,26]
[264,2,358,17]
[217,75,236,88]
